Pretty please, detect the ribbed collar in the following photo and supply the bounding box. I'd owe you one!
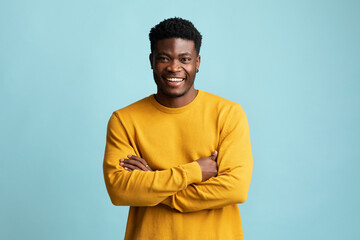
[148,89,203,114]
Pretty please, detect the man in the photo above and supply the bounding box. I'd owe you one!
[103,17,253,240]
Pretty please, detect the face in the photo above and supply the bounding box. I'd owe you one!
[150,38,200,100]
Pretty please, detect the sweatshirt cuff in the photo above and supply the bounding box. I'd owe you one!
[180,161,202,185]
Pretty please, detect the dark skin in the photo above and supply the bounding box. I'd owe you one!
[120,38,218,181]
[151,38,200,108]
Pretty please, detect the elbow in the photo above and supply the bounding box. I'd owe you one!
[107,192,136,206]
[235,192,248,204]
[227,171,252,204]
[232,181,250,204]
[227,179,250,204]
[104,181,133,206]
[104,173,133,206]
[107,189,126,206]
[106,187,161,207]
[109,194,127,206]
[110,199,122,206]
[225,184,248,204]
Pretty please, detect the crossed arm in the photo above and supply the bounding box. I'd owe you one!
[121,151,218,182]
[103,106,253,213]
[121,125,252,213]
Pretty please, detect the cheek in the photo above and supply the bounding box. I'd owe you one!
[154,64,165,74]
[153,67,162,77]
[185,66,196,76]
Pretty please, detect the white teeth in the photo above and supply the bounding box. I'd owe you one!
[167,78,184,82]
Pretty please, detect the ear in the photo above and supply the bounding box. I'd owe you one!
[149,53,154,69]
[196,55,201,72]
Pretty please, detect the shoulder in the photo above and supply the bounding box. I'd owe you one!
[107,95,154,131]
[199,91,251,142]
[199,90,245,116]
[107,95,156,128]
[112,95,153,118]
[198,91,249,135]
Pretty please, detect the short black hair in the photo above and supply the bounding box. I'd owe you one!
[149,17,202,55]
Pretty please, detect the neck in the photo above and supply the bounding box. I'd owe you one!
[155,88,198,108]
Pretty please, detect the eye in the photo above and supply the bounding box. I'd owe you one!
[157,56,169,62]
[181,57,191,63]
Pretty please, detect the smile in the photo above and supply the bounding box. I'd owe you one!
[166,78,185,82]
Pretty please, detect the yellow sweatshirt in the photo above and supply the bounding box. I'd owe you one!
[103,90,253,240]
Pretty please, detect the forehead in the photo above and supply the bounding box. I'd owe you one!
[155,38,196,55]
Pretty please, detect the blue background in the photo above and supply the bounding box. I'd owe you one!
[1,0,359,239]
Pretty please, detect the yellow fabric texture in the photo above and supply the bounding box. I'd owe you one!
[103,90,253,240]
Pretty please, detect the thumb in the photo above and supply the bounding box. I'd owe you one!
[210,150,218,161]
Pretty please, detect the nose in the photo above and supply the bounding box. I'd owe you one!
[166,60,181,72]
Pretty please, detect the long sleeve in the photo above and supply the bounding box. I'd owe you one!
[161,104,253,212]
[103,113,202,206]
[105,92,251,239]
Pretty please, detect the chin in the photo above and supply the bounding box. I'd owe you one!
[161,89,188,98]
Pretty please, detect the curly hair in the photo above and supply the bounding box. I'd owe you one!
[149,17,202,55]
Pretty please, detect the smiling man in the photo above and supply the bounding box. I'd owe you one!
[151,37,199,107]
[103,17,253,240]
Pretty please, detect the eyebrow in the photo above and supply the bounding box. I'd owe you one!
[179,53,192,56]
[157,52,192,57]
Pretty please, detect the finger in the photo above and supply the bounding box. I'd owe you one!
[128,155,150,170]
[122,163,142,171]
[121,159,142,168]
[123,163,152,172]
[210,150,218,161]
[122,158,148,171]
[128,155,147,165]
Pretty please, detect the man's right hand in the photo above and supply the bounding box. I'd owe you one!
[196,151,218,181]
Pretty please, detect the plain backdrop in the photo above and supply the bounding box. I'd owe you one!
[1,0,359,239]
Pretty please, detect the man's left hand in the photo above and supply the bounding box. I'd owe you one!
[120,155,153,172]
